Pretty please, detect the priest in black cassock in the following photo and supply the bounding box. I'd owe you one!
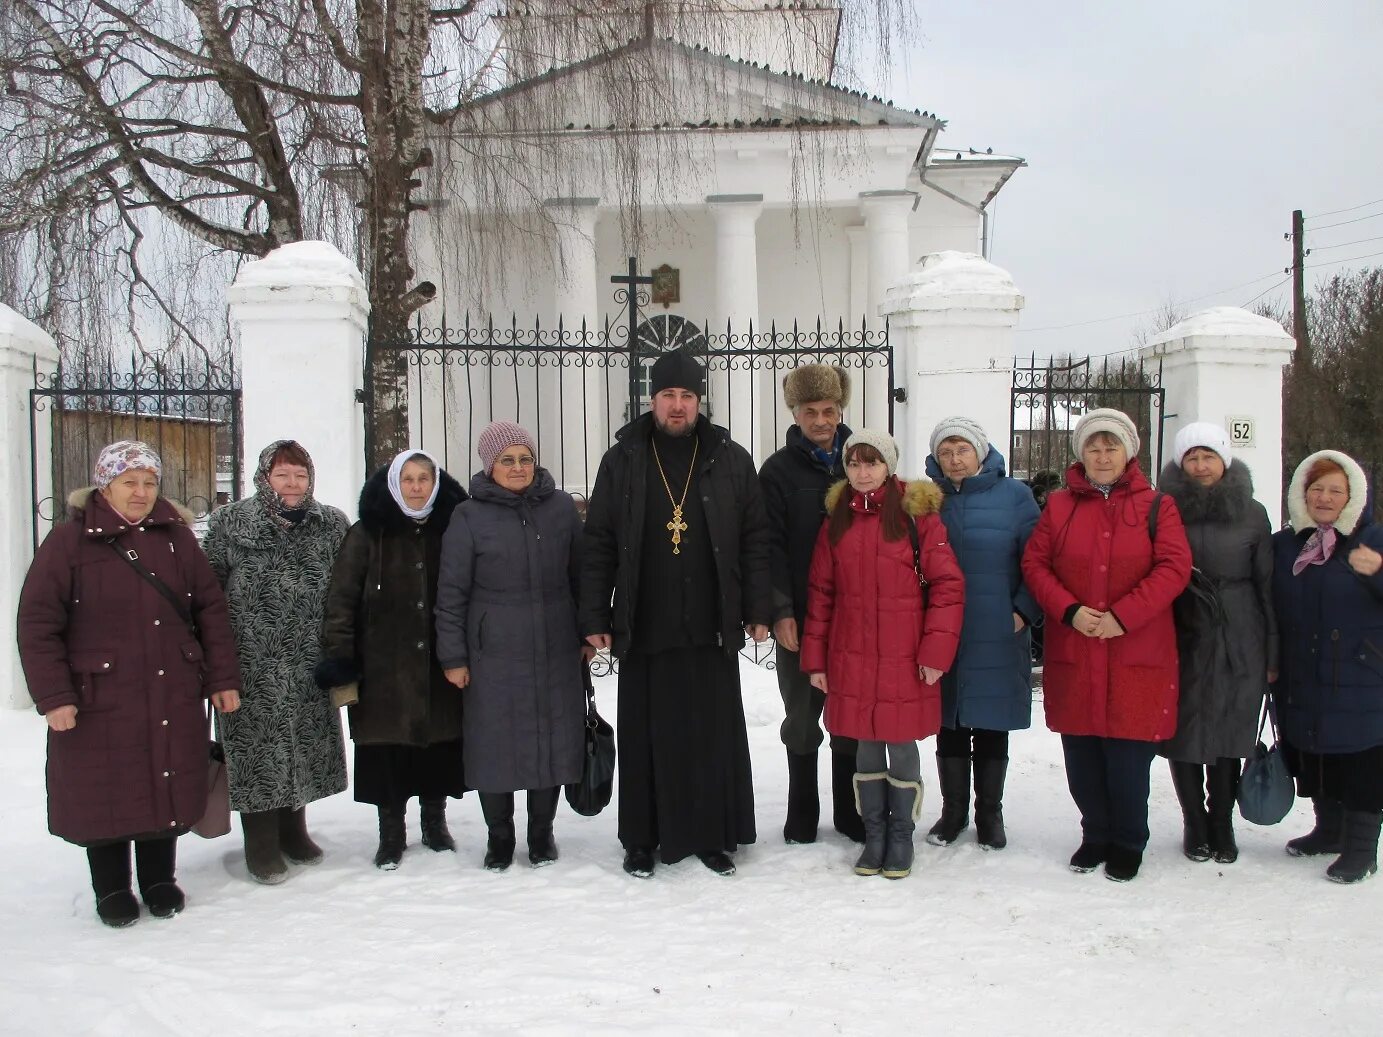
[580,348,772,878]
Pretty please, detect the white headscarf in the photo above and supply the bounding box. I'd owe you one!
[387,449,441,519]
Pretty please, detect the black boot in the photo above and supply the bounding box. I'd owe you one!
[783,750,820,844]
[831,751,866,843]
[135,837,185,918]
[974,756,1009,851]
[853,772,888,876]
[1104,843,1144,882]
[1287,797,1345,857]
[1326,809,1381,884]
[622,847,656,879]
[278,806,324,865]
[527,787,560,867]
[1168,761,1212,862]
[373,803,407,871]
[241,810,289,884]
[882,776,922,879]
[87,842,139,928]
[926,754,971,847]
[420,797,456,852]
[1206,759,1241,864]
[479,792,516,872]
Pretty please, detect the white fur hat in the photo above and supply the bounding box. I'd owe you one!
[1173,422,1232,467]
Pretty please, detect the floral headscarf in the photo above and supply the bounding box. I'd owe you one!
[93,440,162,488]
[253,439,317,529]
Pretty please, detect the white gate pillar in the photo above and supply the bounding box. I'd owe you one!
[227,241,369,519]
[707,194,764,458]
[881,251,1024,476]
[545,197,603,496]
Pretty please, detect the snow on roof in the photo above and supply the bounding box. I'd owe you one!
[927,147,1025,166]
[0,302,59,359]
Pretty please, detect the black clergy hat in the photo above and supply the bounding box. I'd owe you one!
[649,348,705,398]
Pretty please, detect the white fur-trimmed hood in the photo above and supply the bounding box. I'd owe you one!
[1286,450,1369,534]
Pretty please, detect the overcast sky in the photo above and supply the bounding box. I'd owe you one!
[875,0,1383,359]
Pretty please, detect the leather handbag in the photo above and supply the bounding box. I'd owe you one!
[1238,696,1296,826]
[564,662,616,817]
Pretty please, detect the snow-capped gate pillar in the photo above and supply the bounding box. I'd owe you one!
[0,304,59,709]
[1141,307,1295,527]
[227,241,369,520]
[881,251,1024,476]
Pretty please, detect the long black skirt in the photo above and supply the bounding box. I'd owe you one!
[617,646,756,864]
[1283,740,1383,812]
[353,740,467,807]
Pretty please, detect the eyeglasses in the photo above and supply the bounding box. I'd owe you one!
[936,448,974,462]
[496,456,536,469]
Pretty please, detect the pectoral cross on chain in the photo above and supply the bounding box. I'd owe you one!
[667,505,689,555]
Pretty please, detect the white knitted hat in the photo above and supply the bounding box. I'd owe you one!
[1173,422,1232,467]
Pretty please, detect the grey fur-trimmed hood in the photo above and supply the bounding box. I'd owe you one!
[1286,449,1370,534]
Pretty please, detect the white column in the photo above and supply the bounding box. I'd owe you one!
[859,190,917,432]
[1142,307,1296,526]
[0,305,59,708]
[545,197,602,497]
[227,241,369,520]
[707,194,764,458]
[882,251,1024,477]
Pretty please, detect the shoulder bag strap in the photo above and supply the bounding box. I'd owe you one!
[906,516,930,606]
[105,538,198,637]
[1148,491,1163,541]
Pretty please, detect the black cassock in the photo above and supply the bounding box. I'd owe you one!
[618,428,756,862]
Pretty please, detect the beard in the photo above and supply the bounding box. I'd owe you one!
[653,414,697,437]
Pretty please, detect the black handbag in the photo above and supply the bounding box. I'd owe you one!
[1238,696,1296,826]
[564,662,616,817]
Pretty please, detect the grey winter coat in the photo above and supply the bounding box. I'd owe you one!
[203,494,351,812]
[435,468,585,793]
[1158,460,1278,764]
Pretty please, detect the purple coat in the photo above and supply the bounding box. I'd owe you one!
[17,489,242,845]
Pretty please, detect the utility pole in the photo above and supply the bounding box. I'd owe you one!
[1287,209,1311,365]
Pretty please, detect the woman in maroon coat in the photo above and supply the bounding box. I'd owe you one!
[801,429,964,880]
[17,441,242,928]
[1022,409,1191,882]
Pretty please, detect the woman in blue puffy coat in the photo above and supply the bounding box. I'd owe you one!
[1273,449,1383,884]
[924,418,1040,850]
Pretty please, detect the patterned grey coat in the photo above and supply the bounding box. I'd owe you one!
[203,495,351,811]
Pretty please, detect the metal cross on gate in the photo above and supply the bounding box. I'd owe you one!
[611,256,655,422]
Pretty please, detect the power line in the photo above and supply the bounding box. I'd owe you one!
[1306,198,1383,220]
[1305,249,1383,271]
[1306,234,1383,253]
[1240,278,1289,308]
[1015,268,1282,333]
[1305,211,1383,233]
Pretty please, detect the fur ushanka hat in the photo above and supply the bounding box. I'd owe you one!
[782,364,852,410]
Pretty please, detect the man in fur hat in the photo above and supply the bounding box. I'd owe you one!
[580,348,772,878]
[757,363,865,844]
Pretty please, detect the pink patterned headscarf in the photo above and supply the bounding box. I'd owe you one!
[93,440,162,488]
[1292,525,1338,576]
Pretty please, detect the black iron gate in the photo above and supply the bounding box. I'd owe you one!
[378,257,894,502]
[29,353,243,547]
[1010,353,1165,502]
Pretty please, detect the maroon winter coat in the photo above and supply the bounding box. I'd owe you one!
[1021,460,1192,741]
[17,489,242,845]
[801,478,965,742]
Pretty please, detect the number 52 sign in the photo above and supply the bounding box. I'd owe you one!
[1226,416,1254,446]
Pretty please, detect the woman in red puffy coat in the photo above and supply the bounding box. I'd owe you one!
[801,429,964,879]
[1022,409,1191,882]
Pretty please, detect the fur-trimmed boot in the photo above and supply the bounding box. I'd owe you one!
[852,772,888,876]
[420,797,456,852]
[832,751,866,843]
[973,756,1009,851]
[1286,797,1345,857]
[783,750,820,844]
[882,776,923,880]
[1326,809,1381,884]
[1169,761,1212,862]
[1206,759,1241,864]
[241,810,289,884]
[373,804,407,871]
[479,792,516,872]
[278,806,325,865]
[926,754,971,847]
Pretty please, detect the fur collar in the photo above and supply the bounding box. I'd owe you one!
[67,486,196,527]
[357,464,467,535]
[1287,449,1370,534]
[824,477,943,517]
[1158,458,1255,525]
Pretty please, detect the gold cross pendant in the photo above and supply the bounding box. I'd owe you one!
[667,505,688,555]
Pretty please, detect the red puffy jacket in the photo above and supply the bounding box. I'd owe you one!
[1021,460,1192,741]
[801,478,964,742]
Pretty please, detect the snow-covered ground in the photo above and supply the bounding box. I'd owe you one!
[1,664,1380,1035]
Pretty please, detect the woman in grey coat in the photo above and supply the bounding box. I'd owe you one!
[436,421,587,872]
[203,440,351,884]
[1158,423,1277,865]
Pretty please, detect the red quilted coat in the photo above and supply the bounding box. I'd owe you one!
[1021,460,1192,741]
[801,478,965,742]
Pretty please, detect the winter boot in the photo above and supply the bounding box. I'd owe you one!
[1326,809,1382,884]
[973,756,1009,851]
[622,847,656,879]
[479,792,516,872]
[852,772,888,876]
[1169,761,1212,862]
[87,842,139,929]
[135,837,185,918]
[697,851,737,876]
[832,751,866,843]
[783,750,821,844]
[925,754,971,847]
[1206,759,1241,864]
[419,797,456,853]
[373,803,407,871]
[278,806,325,865]
[1104,843,1144,882]
[882,776,923,879]
[526,787,561,867]
[241,810,289,884]
[1286,797,1345,857]
[1069,841,1108,873]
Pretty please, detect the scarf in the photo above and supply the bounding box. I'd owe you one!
[1292,525,1338,576]
[387,448,441,519]
[254,440,318,531]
